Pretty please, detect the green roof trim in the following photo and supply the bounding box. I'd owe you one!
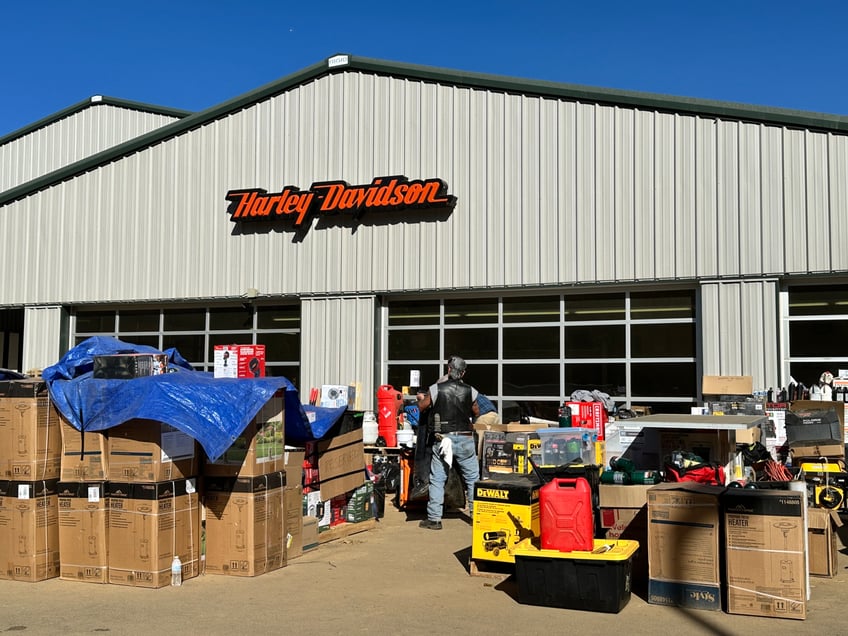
[0,96,193,146]
[2,53,848,207]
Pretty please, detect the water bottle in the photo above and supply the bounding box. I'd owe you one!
[170,555,182,587]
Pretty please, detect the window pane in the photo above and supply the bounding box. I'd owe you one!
[210,307,253,330]
[163,308,206,331]
[119,310,160,332]
[388,329,439,359]
[502,400,559,422]
[266,365,300,390]
[389,300,439,326]
[389,364,440,391]
[503,297,560,323]
[503,326,559,358]
[631,362,696,397]
[564,363,625,397]
[564,325,625,358]
[564,294,624,322]
[444,328,497,359]
[257,305,300,330]
[630,290,695,319]
[788,363,833,390]
[76,312,115,333]
[444,299,498,325]
[631,323,695,357]
[258,332,300,362]
[789,286,848,316]
[162,334,205,362]
[503,364,559,396]
[790,321,848,357]
[464,364,498,396]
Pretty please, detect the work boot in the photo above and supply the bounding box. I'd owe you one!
[419,519,442,530]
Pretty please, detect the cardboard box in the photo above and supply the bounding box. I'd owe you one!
[315,428,365,500]
[59,415,109,481]
[108,419,199,483]
[319,384,357,410]
[213,344,266,378]
[107,478,202,588]
[283,447,305,487]
[722,489,806,620]
[284,484,304,560]
[471,474,541,564]
[790,442,845,462]
[647,483,724,610]
[204,395,285,477]
[565,401,607,440]
[0,478,60,582]
[203,471,286,577]
[807,507,841,578]
[92,353,168,379]
[702,375,753,396]
[57,481,109,583]
[599,484,652,509]
[0,384,62,480]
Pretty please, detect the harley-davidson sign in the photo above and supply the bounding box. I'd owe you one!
[226,176,455,226]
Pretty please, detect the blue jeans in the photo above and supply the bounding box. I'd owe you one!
[427,433,479,522]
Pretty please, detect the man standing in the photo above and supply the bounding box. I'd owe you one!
[416,356,480,530]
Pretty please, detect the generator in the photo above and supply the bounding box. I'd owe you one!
[800,461,848,510]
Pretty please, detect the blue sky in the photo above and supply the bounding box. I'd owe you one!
[2,1,846,137]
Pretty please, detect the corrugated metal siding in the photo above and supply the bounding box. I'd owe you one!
[0,104,180,193]
[301,296,375,411]
[701,280,779,389]
[1,70,848,306]
[21,306,65,372]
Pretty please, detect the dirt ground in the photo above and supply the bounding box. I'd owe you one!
[2,501,848,635]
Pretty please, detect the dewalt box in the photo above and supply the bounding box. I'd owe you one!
[472,473,541,564]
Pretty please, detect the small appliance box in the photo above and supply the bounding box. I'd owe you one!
[58,415,109,482]
[471,473,541,564]
[565,401,607,440]
[647,482,724,611]
[722,489,806,620]
[57,481,109,583]
[92,353,168,379]
[319,384,357,410]
[203,471,286,577]
[0,382,62,480]
[204,395,285,477]
[213,344,266,378]
[0,478,60,582]
[108,419,199,482]
[107,478,202,588]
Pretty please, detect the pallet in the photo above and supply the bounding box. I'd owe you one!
[468,557,514,581]
[317,517,377,544]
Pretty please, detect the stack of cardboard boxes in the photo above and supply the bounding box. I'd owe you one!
[0,380,61,581]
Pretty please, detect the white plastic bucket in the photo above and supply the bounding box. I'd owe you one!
[396,429,415,447]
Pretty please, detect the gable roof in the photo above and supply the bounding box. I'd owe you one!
[2,53,847,207]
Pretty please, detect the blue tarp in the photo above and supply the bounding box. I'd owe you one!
[42,337,347,460]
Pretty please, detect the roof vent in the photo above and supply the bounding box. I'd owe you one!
[90,95,104,103]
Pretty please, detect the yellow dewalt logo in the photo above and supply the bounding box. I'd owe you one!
[477,488,509,499]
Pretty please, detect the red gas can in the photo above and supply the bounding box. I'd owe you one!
[376,384,402,447]
[539,477,594,552]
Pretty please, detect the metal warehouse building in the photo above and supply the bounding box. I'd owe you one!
[1,53,847,418]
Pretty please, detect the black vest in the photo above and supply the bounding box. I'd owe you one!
[432,380,473,433]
